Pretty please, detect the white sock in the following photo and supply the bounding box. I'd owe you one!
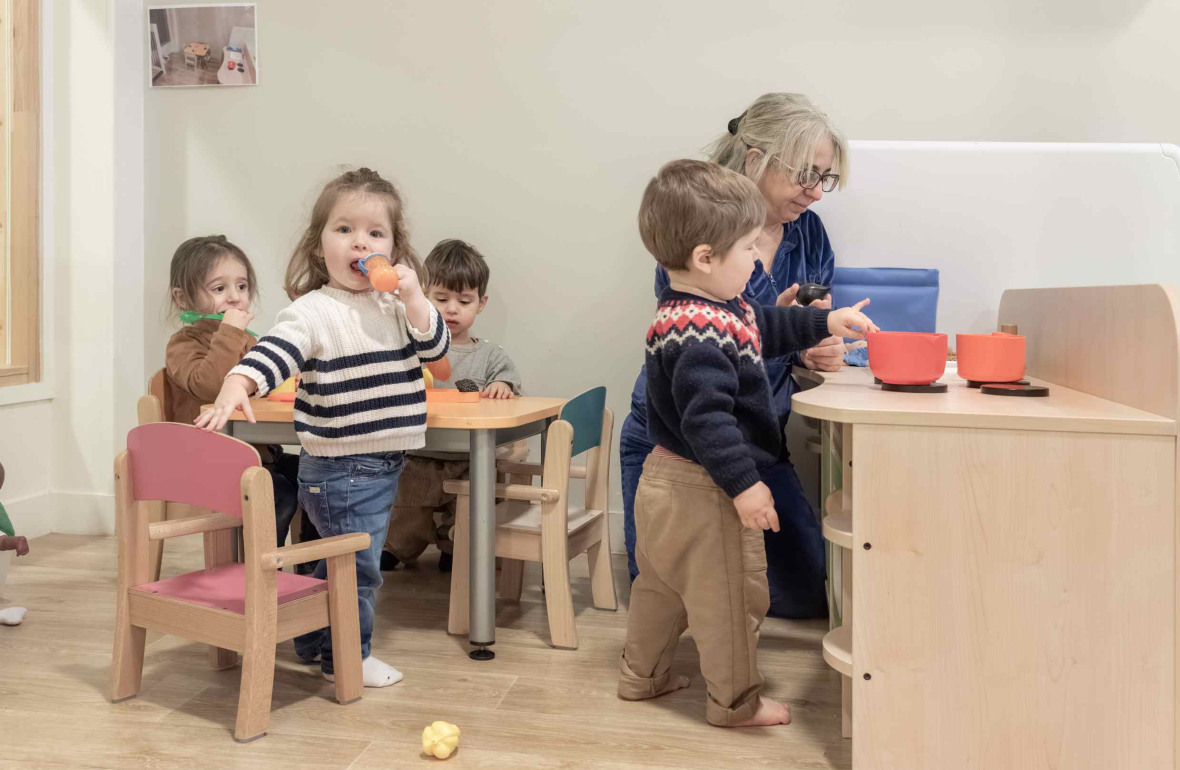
[0,607,27,626]
[322,655,403,688]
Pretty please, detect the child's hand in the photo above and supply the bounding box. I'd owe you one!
[733,482,779,532]
[393,264,423,300]
[482,381,515,400]
[193,374,257,432]
[827,299,879,340]
[221,308,255,332]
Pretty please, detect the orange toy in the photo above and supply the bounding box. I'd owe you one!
[956,332,1026,384]
[358,252,400,293]
[867,331,948,386]
[267,375,298,402]
[425,357,451,382]
[426,390,480,403]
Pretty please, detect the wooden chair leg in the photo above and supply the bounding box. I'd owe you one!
[498,558,524,601]
[541,555,578,649]
[203,528,240,669]
[586,514,617,611]
[540,506,577,649]
[108,590,146,702]
[290,507,304,545]
[234,642,276,742]
[447,494,471,636]
[146,501,166,583]
[234,584,278,743]
[326,553,363,705]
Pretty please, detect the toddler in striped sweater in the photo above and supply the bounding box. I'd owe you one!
[197,168,449,687]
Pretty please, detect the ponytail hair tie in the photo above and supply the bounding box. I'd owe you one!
[727,111,747,136]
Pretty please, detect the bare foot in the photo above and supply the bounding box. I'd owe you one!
[729,696,791,727]
[655,674,691,697]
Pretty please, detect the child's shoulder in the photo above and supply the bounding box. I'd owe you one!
[651,295,752,341]
[165,320,211,349]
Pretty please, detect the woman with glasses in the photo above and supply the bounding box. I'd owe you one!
[620,92,850,619]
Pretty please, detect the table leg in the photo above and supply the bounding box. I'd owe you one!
[468,428,497,660]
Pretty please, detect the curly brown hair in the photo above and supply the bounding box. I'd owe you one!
[284,167,422,299]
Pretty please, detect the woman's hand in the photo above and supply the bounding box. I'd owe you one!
[801,336,846,372]
[827,299,879,340]
[194,374,257,432]
[776,284,800,307]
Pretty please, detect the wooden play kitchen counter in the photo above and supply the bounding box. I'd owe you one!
[792,284,1180,769]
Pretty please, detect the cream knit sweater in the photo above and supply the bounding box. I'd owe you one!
[230,287,450,457]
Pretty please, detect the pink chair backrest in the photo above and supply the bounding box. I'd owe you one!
[127,423,260,518]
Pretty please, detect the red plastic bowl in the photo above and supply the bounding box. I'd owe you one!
[868,332,948,386]
[956,332,1026,384]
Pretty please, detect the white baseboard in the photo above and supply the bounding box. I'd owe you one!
[53,492,116,535]
[4,493,54,540]
[6,491,115,538]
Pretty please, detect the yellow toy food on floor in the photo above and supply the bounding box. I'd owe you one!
[421,721,460,759]
[423,367,434,390]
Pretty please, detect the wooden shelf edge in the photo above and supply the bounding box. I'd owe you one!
[823,625,852,677]
[822,490,853,549]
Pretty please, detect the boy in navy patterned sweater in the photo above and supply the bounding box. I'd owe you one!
[617,160,877,727]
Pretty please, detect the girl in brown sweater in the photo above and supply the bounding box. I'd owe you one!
[164,235,317,557]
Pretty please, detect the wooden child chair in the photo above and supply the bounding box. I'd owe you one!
[141,371,174,582]
[446,386,617,649]
[108,422,369,742]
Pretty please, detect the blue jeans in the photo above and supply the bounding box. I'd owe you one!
[293,450,405,675]
[619,413,828,619]
[619,414,650,582]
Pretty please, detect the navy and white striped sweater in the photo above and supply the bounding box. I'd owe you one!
[230,287,450,457]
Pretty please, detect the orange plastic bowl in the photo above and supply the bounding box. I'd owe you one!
[867,332,948,386]
[956,332,1025,384]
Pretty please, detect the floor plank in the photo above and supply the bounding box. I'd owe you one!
[0,533,849,768]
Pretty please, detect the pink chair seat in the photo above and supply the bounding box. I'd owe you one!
[133,563,327,614]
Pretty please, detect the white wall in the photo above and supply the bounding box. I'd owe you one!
[169,5,254,58]
[0,0,130,538]
[139,0,1180,518]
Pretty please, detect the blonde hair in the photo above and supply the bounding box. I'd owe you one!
[284,167,422,299]
[168,235,258,316]
[638,159,766,271]
[707,93,850,187]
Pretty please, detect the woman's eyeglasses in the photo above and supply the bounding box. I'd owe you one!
[785,165,840,192]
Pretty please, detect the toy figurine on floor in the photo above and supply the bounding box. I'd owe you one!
[0,461,29,626]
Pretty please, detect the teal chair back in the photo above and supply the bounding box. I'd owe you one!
[559,387,606,458]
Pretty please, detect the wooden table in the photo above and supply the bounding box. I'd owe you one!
[205,396,566,660]
[183,42,210,68]
[791,284,1180,769]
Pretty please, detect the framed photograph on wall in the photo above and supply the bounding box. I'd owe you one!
[148,4,258,88]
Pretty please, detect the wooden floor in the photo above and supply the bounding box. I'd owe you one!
[153,53,239,88]
[0,534,850,769]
